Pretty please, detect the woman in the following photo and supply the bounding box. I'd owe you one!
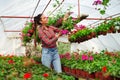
[34,14,62,73]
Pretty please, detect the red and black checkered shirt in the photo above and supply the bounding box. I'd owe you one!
[38,26,60,48]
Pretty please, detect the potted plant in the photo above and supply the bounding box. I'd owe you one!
[21,21,34,46]
[68,28,92,43]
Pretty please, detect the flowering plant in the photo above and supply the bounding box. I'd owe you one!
[24,72,32,79]
[0,55,76,80]
[20,20,34,46]
[21,20,41,46]
[92,0,110,15]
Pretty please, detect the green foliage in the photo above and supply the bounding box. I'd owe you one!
[0,56,75,80]
[22,22,33,44]
[58,42,70,54]
[61,50,120,78]
[48,12,64,26]
[100,10,105,15]
[69,17,120,43]
[69,28,92,42]
[102,0,110,6]
[21,21,41,46]
[61,17,75,31]
[21,22,34,46]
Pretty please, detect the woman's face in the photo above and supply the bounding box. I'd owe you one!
[40,14,48,25]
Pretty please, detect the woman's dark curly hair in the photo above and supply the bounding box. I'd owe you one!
[34,13,43,25]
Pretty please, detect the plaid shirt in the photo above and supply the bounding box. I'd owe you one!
[38,26,60,48]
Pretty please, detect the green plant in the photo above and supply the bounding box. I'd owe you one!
[93,0,110,15]
[58,42,70,54]
[21,21,33,45]
[0,55,76,80]
[69,28,92,42]
[21,21,41,46]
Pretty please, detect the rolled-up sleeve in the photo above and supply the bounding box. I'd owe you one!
[38,28,58,45]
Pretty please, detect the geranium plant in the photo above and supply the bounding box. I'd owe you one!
[0,55,76,80]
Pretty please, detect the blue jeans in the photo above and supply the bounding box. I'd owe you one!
[41,47,62,73]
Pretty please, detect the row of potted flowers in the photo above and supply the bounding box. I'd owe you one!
[68,17,120,43]
[60,50,120,79]
[0,55,75,80]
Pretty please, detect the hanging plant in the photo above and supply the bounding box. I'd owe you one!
[21,21,34,46]
[92,0,110,15]
[21,20,41,46]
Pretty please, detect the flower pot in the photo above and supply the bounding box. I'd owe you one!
[70,68,76,76]
[98,31,103,35]
[95,72,103,80]
[80,70,88,78]
[64,66,71,74]
[87,73,95,79]
[117,29,120,33]
[87,35,92,40]
[75,69,82,77]
[107,30,112,33]
[110,26,116,33]
[90,32,96,38]
[81,36,87,42]
[102,31,107,35]
[62,66,69,73]
[103,75,114,80]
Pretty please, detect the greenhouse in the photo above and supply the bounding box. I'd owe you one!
[0,0,120,80]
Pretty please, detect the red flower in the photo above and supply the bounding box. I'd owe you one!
[43,73,49,78]
[28,29,34,34]
[24,72,32,79]
[35,61,41,64]
[8,60,14,64]
[9,55,14,58]
[102,66,107,72]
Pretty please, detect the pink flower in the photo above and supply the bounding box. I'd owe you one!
[27,33,31,37]
[82,54,88,60]
[75,25,86,30]
[65,52,71,60]
[61,29,69,35]
[59,54,64,59]
[20,33,25,37]
[30,20,34,23]
[66,55,71,60]
[92,0,102,5]
[95,52,98,54]
[89,56,94,61]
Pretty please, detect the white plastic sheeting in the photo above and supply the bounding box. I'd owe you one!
[71,33,120,53]
[0,27,25,56]
[0,0,120,55]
